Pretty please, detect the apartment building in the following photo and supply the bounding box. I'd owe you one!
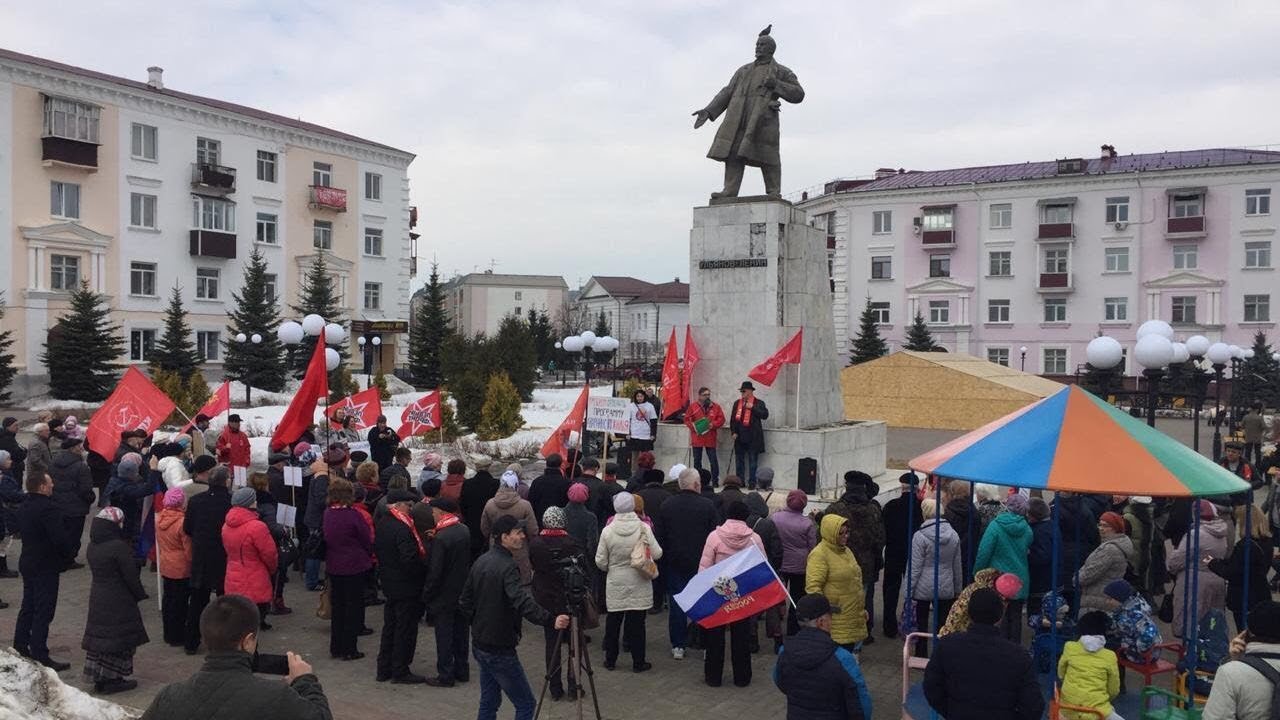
[440,271,569,338]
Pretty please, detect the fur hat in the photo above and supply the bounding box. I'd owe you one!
[192,455,218,475]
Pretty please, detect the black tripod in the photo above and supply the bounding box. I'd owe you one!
[535,615,602,720]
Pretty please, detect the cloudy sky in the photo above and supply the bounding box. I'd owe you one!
[5,1,1280,292]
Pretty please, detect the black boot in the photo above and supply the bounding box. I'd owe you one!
[0,556,16,579]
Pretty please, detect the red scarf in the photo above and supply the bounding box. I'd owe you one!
[734,398,754,428]
[540,528,568,537]
[389,504,426,558]
[434,513,461,531]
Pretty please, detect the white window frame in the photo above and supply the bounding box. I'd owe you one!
[130,329,156,362]
[1043,248,1069,274]
[191,196,236,232]
[364,227,383,256]
[1041,204,1073,224]
[922,207,953,231]
[195,267,220,300]
[928,300,950,325]
[312,162,332,187]
[1043,298,1067,323]
[1245,241,1272,269]
[255,212,278,244]
[869,301,890,324]
[987,299,1010,323]
[256,150,277,183]
[1105,196,1130,224]
[1246,188,1271,216]
[43,96,100,143]
[363,281,382,311]
[50,181,81,219]
[1172,194,1203,218]
[1173,245,1198,270]
[988,251,1011,276]
[989,203,1012,229]
[1104,297,1128,322]
[130,261,157,297]
[50,254,80,291]
[130,123,157,161]
[872,210,892,234]
[870,255,892,279]
[1244,294,1271,322]
[196,331,221,362]
[1042,348,1068,375]
[1104,247,1130,273]
[1171,296,1197,325]
[130,192,157,229]
[196,137,221,166]
[313,220,333,250]
[987,347,1010,367]
[928,254,951,278]
[263,273,277,302]
[365,172,382,201]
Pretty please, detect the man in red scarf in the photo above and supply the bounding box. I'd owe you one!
[374,489,428,684]
[422,497,473,687]
[729,381,770,489]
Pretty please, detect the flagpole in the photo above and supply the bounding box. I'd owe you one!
[794,355,802,431]
[763,550,799,609]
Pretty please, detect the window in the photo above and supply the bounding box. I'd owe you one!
[514,291,523,301]
[130,193,157,228]
[1106,196,1130,224]
[1246,189,1271,216]
[1104,247,1130,272]
[928,254,951,278]
[1172,194,1202,218]
[1043,348,1067,375]
[255,213,277,244]
[1104,297,1128,321]
[130,329,156,362]
[928,300,950,324]
[195,267,220,300]
[872,210,892,234]
[365,172,382,201]
[987,299,1010,323]
[870,256,892,279]
[196,137,220,166]
[363,282,382,310]
[50,181,80,219]
[312,162,332,187]
[989,203,1012,229]
[1043,298,1067,323]
[196,331,220,361]
[869,302,890,324]
[256,151,277,182]
[1171,296,1197,324]
[130,123,157,160]
[43,96,100,143]
[1043,248,1069,274]
[1245,241,1272,269]
[513,306,522,317]
[263,273,277,302]
[1173,245,1198,270]
[922,207,953,230]
[988,251,1011,276]
[50,254,79,290]
[364,227,383,256]
[130,262,157,296]
[1245,295,1271,322]
[987,348,1010,367]
[313,220,333,250]
[192,196,235,232]
[1041,204,1073,224]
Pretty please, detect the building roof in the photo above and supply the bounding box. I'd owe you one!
[583,276,655,299]
[627,281,689,305]
[817,148,1280,196]
[0,47,413,158]
[447,272,568,289]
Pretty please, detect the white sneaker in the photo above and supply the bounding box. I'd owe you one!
[671,647,685,660]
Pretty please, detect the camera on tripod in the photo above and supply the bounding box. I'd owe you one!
[552,552,590,615]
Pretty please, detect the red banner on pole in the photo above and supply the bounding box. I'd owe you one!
[397,391,442,437]
[682,325,700,403]
[327,387,383,430]
[270,341,330,451]
[86,367,176,458]
[659,328,682,419]
[747,329,803,387]
[541,385,589,459]
[182,382,230,432]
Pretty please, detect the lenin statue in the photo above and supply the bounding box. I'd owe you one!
[692,26,805,200]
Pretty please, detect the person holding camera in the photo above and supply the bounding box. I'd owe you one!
[529,506,589,701]
[423,496,473,687]
[141,594,332,720]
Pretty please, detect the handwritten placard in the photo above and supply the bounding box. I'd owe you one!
[283,466,304,488]
[276,504,297,528]
[585,396,631,435]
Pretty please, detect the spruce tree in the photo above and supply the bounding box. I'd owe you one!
[408,261,448,388]
[1237,331,1279,409]
[527,308,556,369]
[477,372,524,440]
[593,310,611,337]
[42,281,124,401]
[903,312,940,351]
[0,296,16,405]
[492,315,538,401]
[849,298,889,365]
[290,253,347,384]
[224,247,287,395]
[149,285,203,380]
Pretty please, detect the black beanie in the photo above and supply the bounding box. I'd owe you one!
[1251,601,1280,642]
[967,588,1004,625]
[726,501,750,522]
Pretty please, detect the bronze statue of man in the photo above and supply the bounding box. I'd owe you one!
[692,26,804,200]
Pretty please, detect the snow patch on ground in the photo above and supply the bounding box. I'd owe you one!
[0,649,140,719]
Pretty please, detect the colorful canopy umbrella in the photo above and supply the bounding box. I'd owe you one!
[909,384,1250,497]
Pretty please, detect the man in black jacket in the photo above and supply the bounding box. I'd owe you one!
[881,473,922,639]
[379,446,413,490]
[461,514,569,719]
[729,381,769,489]
[141,594,332,720]
[459,456,499,560]
[374,489,428,684]
[0,417,27,486]
[655,467,719,660]
[14,470,76,671]
[423,496,474,686]
[528,454,570,527]
[923,588,1044,720]
[943,480,984,584]
[774,594,872,720]
[49,437,95,564]
[367,416,401,473]
[183,465,232,654]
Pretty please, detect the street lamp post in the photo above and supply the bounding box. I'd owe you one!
[231,331,264,404]
[1085,336,1124,399]
[1206,342,1233,461]
[560,332,619,457]
[1133,323,1176,428]
[357,335,384,389]
[1019,346,1028,372]
[1184,335,1212,453]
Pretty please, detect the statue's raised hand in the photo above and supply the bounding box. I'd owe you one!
[692,109,710,129]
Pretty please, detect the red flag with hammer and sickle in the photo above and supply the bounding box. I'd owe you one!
[86,367,176,458]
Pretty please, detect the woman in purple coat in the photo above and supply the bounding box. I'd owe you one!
[773,489,817,636]
[323,478,373,660]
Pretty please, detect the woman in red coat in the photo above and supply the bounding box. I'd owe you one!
[221,487,279,629]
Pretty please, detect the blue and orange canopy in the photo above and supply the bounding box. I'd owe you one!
[909,385,1249,497]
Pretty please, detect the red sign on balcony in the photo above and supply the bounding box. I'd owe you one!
[1167,216,1205,234]
[1038,223,1074,239]
[1039,272,1070,288]
[922,229,954,245]
[310,185,348,212]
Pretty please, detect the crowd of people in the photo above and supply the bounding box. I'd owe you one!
[2,404,1280,720]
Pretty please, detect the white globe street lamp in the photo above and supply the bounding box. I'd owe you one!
[1185,335,1211,358]
[1085,336,1124,369]
[1134,334,1175,370]
[250,333,262,344]
[1136,319,1175,341]
[1207,342,1233,366]
[323,323,346,345]
[1170,342,1190,365]
[234,333,247,343]
[278,321,305,345]
[324,348,341,371]
[301,314,326,337]
[1243,348,1255,360]
[372,336,382,346]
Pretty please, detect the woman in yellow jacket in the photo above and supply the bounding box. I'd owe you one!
[806,514,867,650]
[1057,611,1121,720]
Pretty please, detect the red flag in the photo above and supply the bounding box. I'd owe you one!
[747,329,803,387]
[659,328,682,419]
[182,382,230,432]
[682,325,700,402]
[86,367,177,458]
[540,384,589,459]
[397,391,442,437]
[270,340,330,450]
[326,387,382,430]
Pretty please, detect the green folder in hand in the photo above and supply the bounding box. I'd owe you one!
[693,417,712,435]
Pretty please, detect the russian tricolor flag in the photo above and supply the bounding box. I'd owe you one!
[674,545,789,629]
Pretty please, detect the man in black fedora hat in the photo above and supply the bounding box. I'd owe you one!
[729,381,769,489]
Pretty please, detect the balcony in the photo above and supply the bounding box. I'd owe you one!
[191,163,237,194]
[41,136,98,170]
[189,229,237,259]
[921,229,955,246]
[309,185,348,212]
[1167,216,1206,236]
[1038,222,1074,240]
[1037,272,1074,292]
